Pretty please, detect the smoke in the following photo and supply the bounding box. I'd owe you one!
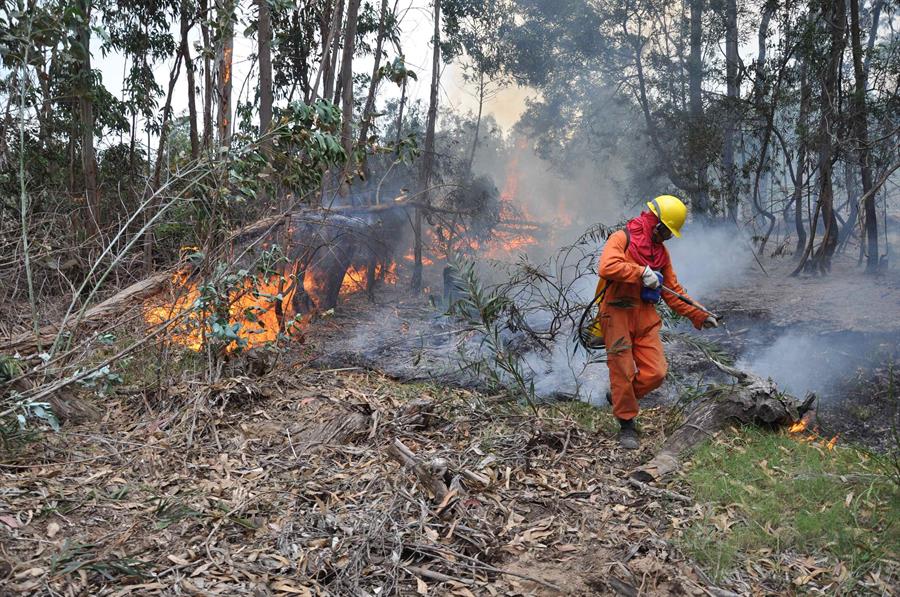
[736,328,894,400]
[665,222,756,300]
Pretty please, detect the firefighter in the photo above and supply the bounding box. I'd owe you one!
[597,195,718,449]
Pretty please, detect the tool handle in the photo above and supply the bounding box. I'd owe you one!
[660,285,719,319]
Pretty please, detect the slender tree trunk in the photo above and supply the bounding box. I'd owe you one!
[323,0,344,102]
[357,0,390,182]
[791,60,812,259]
[216,0,235,147]
[394,77,407,155]
[722,0,739,219]
[466,70,485,177]
[808,0,846,273]
[181,0,200,159]
[838,161,859,248]
[688,0,709,217]
[862,0,883,80]
[258,0,273,146]
[413,0,440,292]
[201,0,213,152]
[77,0,101,237]
[849,0,877,271]
[338,0,361,194]
[144,52,184,272]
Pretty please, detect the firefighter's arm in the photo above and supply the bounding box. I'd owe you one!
[660,262,708,329]
[598,231,644,283]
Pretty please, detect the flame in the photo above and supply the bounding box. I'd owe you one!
[144,271,298,352]
[786,415,839,452]
[338,262,398,294]
[403,252,434,266]
[146,261,398,351]
[789,419,807,433]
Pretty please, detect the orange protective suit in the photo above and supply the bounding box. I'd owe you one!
[596,230,708,421]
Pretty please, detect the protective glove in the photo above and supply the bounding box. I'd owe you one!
[641,266,661,289]
[702,315,719,329]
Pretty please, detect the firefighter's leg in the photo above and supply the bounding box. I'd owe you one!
[600,310,639,421]
[632,319,668,398]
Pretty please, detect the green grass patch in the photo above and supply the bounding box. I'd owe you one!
[679,427,899,583]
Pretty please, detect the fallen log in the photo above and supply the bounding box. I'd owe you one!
[630,361,815,483]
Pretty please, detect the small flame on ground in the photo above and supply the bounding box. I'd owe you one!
[789,419,807,433]
[787,415,839,452]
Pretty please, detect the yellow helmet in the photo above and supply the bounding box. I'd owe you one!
[647,194,687,238]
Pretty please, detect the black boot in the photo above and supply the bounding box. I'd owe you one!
[617,417,640,450]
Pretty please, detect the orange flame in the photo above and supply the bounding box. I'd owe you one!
[789,420,807,433]
[146,261,398,351]
[826,435,839,450]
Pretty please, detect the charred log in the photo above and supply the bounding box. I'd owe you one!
[630,363,815,483]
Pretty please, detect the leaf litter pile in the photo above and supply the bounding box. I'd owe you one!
[1,362,896,595]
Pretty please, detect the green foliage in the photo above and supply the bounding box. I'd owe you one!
[680,427,900,583]
[447,255,537,412]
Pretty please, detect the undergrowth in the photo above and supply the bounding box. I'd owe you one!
[678,426,899,587]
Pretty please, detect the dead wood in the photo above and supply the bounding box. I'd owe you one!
[2,270,175,356]
[386,438,452,504]
[630,367,815,483]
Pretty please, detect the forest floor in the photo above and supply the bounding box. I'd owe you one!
[1,259,898,595]
[2,361,896,596]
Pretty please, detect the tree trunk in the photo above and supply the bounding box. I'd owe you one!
[216,0,235,147]
[201,0,213,152]
[809,0,846,273]
[181,0,200,160]
[394,77,407,156]
[77,0,101,237]
[849,0,877,271]
[793,61,811,258]
[323,0,344,102]
[862,0,883,81]
[338,0,361,193]
[144,52,184,272]
[688,0,709,217]
[722,0,739,219]
[466,70,485,177]
[258,0,273,146]
[413,0,441,293]
[356,0,390,182]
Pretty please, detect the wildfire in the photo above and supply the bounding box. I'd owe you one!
[146,261,398,351]
[787,415,839,451]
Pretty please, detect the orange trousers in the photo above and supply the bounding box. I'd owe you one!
[599,308,668,421]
